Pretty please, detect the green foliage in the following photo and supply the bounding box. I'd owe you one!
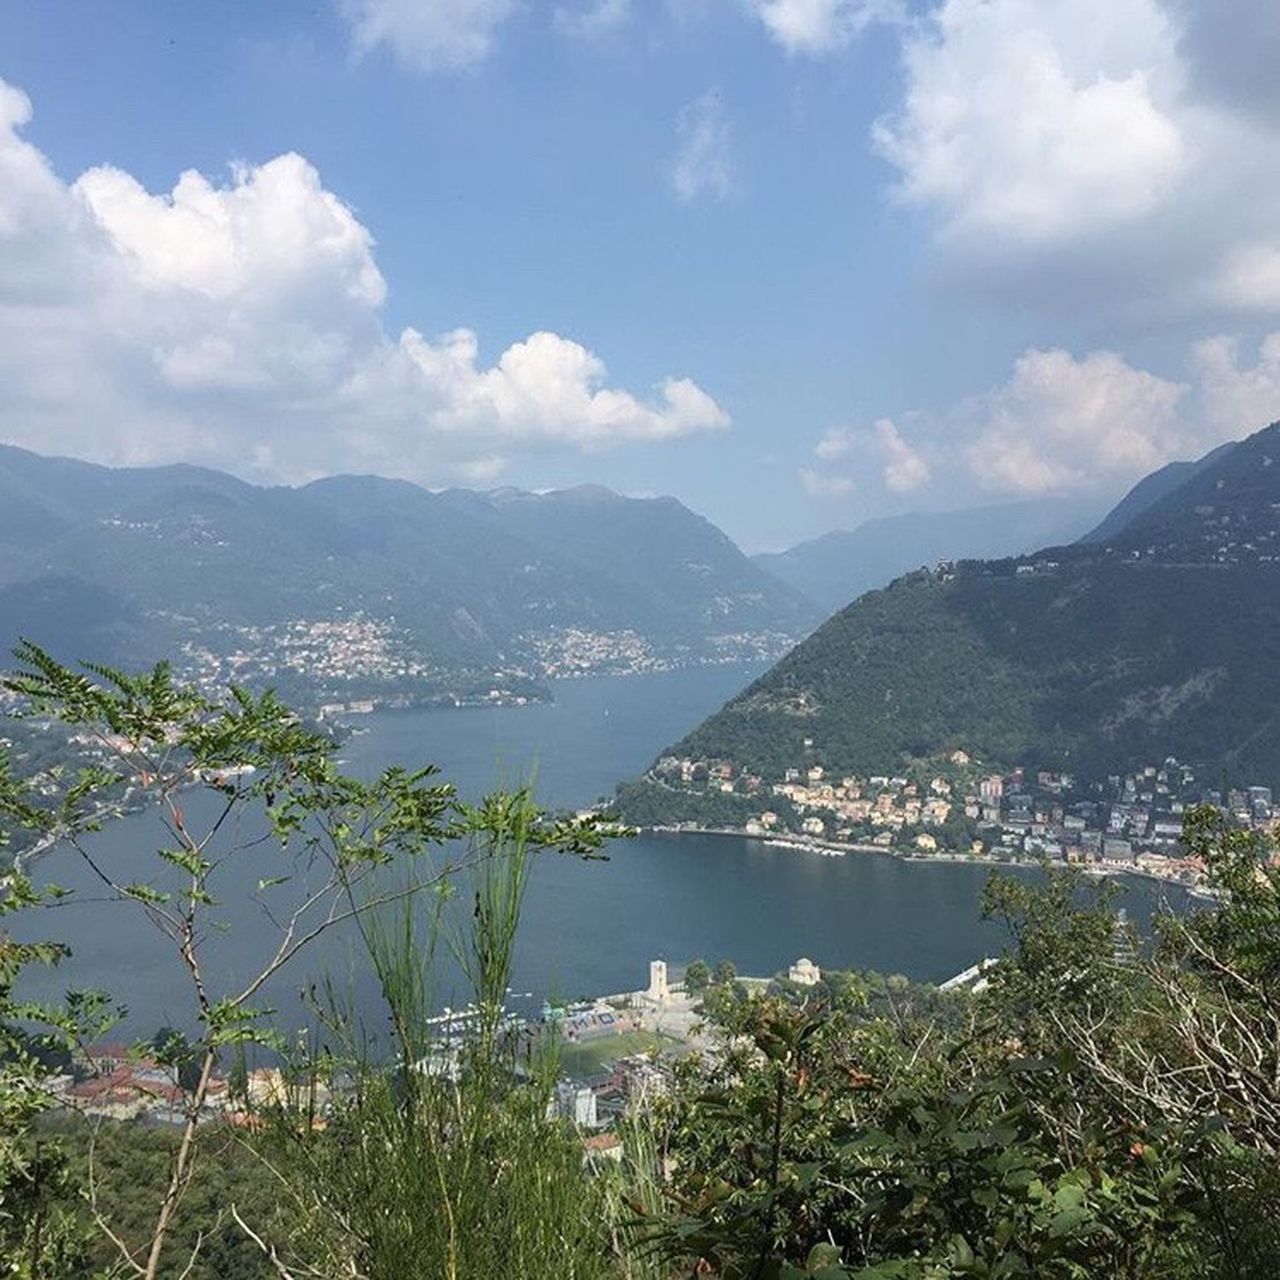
[614,778,770,830]
[45,1117,280,1279]
[1,838,117,1276]
[642,840,1280,1278]
[0,647,609,1279]
[685,959,712,992]
[250,795,621,1279]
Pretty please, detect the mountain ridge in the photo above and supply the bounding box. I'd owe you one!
[619,421,1280,806]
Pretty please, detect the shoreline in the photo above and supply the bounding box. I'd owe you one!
[315,657,771,722]
[641,823,1209,897]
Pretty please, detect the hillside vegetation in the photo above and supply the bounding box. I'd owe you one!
[640,422,1280,788]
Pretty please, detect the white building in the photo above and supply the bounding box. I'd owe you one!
[646,959,669,1003]
[788,957,821,986]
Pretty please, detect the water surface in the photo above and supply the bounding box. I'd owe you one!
[14,666,1183,1033]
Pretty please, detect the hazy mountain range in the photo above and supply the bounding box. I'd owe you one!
[0,445,816,699]
[753,497,1114,615]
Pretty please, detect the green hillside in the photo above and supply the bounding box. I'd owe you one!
[622,421,1280,797]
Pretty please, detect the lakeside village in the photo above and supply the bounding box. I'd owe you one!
[35,957,877,1164]
[166,615,797,714]
[633,748,1280,892]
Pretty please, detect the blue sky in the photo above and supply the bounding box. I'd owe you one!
[1,1,1279,549]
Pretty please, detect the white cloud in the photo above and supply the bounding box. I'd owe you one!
[1193,334,1280,437]
[814,425,853,461]
[0,78,728,483]
[870,0,1280,318]
[965,348,1190,493]
[671,91,735,203]
[875,417,930,491]
[554,0,631,40]
[809,339,1271,507]
[750,0,901,55]
[339,0,516,72]
[813,417,929,492]
[355,327,728,448]
[874,0,1185,243]
[800,467,857,498]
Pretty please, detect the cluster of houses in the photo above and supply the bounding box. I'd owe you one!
[175,614,440,695]
[521,625,796,680]
[44,1042,324,1127]
[46,960,692,1170]
[652,750,1278,888]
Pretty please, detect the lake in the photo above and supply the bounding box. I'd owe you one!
[13,665,1183,1034]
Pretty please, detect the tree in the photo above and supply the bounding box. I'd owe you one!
[0,644,606,1279]
[684,959,711,992]
[713,959,737,987]
[0,867,113,1276]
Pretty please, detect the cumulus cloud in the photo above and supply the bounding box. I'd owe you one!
[1193,334,1280,438]
[805,339,1277,507]
[671,91,735,203]
[870,0,1280,317]
[874,418,930,491]
[814,417,930,492]
[874,0,1186,243]
[0,78,728,483]
[339,0,516,72]
[964,349,1190,493]
[750,0,902,54]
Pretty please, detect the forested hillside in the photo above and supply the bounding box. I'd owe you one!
[630,421,1280,789]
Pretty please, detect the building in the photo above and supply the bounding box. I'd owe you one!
[788,957,821,986]
[553,1081,599,1129]
[646,959,669,1003]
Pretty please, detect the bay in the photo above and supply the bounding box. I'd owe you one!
[13,665,1183,1036]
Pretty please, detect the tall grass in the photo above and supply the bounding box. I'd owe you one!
[246,789,644,1280]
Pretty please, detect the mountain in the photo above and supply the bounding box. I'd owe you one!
[621,421,1280,801]
[1078,442,1235,544]
[0,446,817,698]
[755,497,1111,614]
